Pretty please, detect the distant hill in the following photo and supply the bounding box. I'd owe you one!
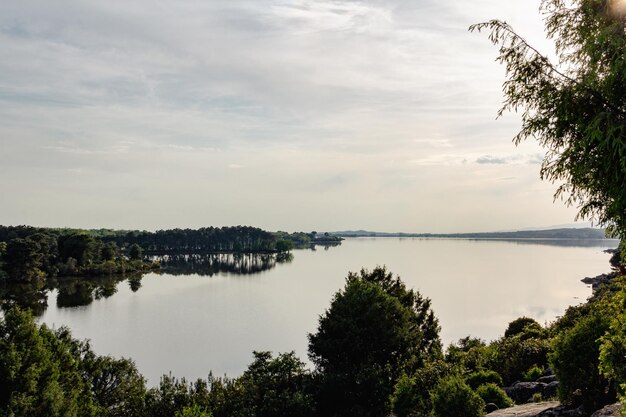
[330,228,610,240]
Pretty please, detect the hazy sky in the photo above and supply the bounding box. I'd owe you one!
[0,0,585,232]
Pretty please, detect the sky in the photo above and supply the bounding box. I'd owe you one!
[0,0,586,233]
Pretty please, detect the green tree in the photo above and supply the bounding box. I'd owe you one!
[58,233,99,267]
[82,354,146,417]
[128,244,143,261]
[4,237,45,283]
[274,240,293,253]
[471,0,626,237]
[308,267,441,417]
[0,308,95,417]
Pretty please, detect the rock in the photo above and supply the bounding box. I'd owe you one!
[538,405,585,417]
[542,368,555,377]
[537,375,558,384]
[581,273,613,290]
[487,401,558,416]
[543,381,559,399]
[505,382,548,404]
[590,403,622,417]
[486,403,500,413]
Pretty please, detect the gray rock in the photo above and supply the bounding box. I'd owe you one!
[543,381,559,399]
[542,368,555,377]
[537,375,558,384]
[486,403,500,413]
[538,405,585,417]
[505,382,547,404]
[590,403,622,417]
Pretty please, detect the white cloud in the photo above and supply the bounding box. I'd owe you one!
[0,0,580,231]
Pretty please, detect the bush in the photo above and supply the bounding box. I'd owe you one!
[504,317,542,339]
[490,336,550,385]
[523,365,544,382]
[390,361,452,417]
[465,370,503,389]
[600,288,626,402]
[475,383,513,409]
[446,337,495,373]
[550,302,615,411]
[431,376,485,417]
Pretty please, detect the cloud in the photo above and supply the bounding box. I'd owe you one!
[0,0,577,232]
[475,153,545,165]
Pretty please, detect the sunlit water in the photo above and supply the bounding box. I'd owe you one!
[38,238,615,385]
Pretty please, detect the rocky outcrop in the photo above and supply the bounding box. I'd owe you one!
[505,382,548,404]
[581,273,614,290]
[590,403,622,417]
[487,401,559,416]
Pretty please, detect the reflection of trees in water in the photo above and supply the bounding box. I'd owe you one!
[1,252,292,314]
[0,274,144,313]
[0,281,48,316]
[157,253,287,276]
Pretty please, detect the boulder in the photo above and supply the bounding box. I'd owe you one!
[590,403,622,417]
[537,375,558,384]
[543,381,559,399]
[505,382,547,404]
[486,403,500,413]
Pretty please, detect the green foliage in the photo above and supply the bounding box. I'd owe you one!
[176,405,212,417]
[4,237,45,283]
[274,239,293,253]
[550,300,615,411]
[523,365,544,382]
[431,376,485,417]
[471,1,626,237]
[600,281,626,400]
[390,360,452,417]
[308,266,441,417]
[475,383,513,409]
[446,337,494,373]
[230,351,314,417]
[504,317,543,339]
[465,370,503,390]
[0,308,95,417]
[58,232,100,267]
[128,244,143,261]
[82,354,147,417]
[490,335,550,385]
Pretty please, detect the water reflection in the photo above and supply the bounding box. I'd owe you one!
[156,252,292,276]
[0,252,290,315]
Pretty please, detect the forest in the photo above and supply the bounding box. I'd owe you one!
[0,225,340,284]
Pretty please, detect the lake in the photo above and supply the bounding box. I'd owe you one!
[35,237,615,385]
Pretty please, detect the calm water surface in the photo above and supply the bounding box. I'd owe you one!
[39,238,615,385]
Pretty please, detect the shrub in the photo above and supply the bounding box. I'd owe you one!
[465,370,503,389]
[550,302,615,411]
[431,376,485,417]
[475,383,513,409]
[504,317,542,338]
[490,336,550,385]
[523,365,544,382]
[390,361,452,417]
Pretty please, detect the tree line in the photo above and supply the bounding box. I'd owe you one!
[0,225,319,284]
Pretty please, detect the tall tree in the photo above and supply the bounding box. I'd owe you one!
[471,0,626,237]
[308,267,441,417]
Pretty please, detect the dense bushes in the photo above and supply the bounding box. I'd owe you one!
[550,299,615,410]
[475,383,512,409]
[431,376,485,417]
